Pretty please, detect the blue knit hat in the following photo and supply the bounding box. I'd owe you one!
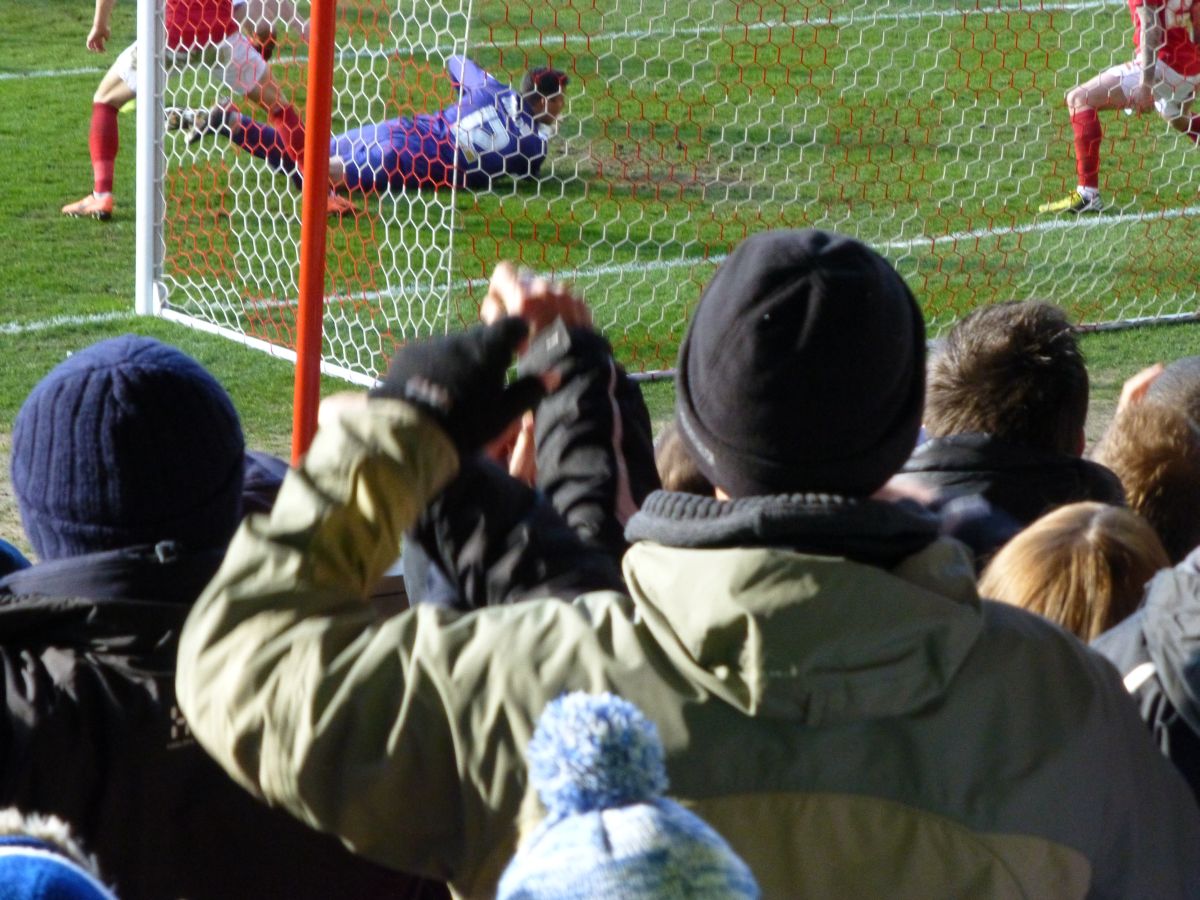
[0,838,118,900]
[498,692,761,899]
[11,335,245,561]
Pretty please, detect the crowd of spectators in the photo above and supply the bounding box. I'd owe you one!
[5,229,1200,897]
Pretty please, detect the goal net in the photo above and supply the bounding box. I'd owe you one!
[141,0,1200,383]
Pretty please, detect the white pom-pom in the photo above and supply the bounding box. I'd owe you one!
[526,692,668,817]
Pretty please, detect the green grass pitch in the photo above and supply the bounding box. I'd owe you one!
[1,0,1199,441]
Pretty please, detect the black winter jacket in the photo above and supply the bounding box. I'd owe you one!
[1092,551,1200,804]
[0,544,448,900]
[410,326,659,609]
[899,433,1126,526]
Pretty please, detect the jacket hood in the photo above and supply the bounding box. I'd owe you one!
[1139,554,1200,734]
[899,433,1126,524]
[0,542,223,606]
[622,493,982,725]
[0,543,223,663]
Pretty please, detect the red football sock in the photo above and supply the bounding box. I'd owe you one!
[89,102,119,194]
[268,103,306,169]
[1070,108,1101,190]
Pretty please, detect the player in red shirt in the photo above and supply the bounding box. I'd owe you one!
[1040,0,1200,213]
[63,0,349,220]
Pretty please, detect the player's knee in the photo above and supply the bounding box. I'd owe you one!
[93,84,125,107]
[1066,87,1087,111]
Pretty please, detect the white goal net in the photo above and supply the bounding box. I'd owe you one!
[140,0,1200,382]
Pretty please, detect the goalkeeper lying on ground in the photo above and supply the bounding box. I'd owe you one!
[169,56,568,193]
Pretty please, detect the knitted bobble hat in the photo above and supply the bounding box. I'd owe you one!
[11,335,245,561]
[0,838,118,900]
[498,692,761,900]
[676,229,925,498]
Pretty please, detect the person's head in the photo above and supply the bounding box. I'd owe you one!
[498,692,760,899]
[674,229,925,499]
[1092,400,1200,564]
[654,421,713,495]
[521,67,569,127]
[978,502,1167,641]
[1145,354,1200,425]
[11,335,245,561]
[0,809,118,899]
[924,300,1088,456]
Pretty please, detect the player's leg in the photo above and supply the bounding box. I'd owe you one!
[1039,65,1131,214]
[63,46,136,219]
[174,104,349,200]
[215,33,353,214]
[240,62,306,170]
[330,123,396,193]
[1153,65,1200,142]
[234,0,281,60]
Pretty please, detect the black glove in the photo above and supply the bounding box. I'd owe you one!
[370,318,545,453]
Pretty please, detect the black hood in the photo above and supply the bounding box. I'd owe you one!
[900,433,1126,525]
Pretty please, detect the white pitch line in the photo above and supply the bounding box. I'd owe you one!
[7,202,1195,338]
[0,311,137,335]
[2,0,1120,82]
[0,65,104,82]
[881,202,1200,251]
[227,201,1200,313]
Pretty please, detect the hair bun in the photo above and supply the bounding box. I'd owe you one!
[526,692,668,817]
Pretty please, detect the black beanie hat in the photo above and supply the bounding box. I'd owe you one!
[11,335,246,561]
[676,229,925,498]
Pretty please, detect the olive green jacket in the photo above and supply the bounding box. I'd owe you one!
[177,400,1200,899]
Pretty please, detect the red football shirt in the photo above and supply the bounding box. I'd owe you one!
[1130,0,1200,76]
[165,0,237,50]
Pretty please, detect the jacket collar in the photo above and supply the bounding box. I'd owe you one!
[626,490,941,568]
[0,542,223,606]
[0,543,224,660]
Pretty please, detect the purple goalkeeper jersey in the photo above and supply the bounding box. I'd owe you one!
[332,56,556,192]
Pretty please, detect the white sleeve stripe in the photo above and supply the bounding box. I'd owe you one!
[1123,661,1158,693]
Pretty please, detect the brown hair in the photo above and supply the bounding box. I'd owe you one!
[1093,401,1200,564]
[924,301,1087,456]
[655,420,713,495]
[520,67,570,99]
[979,502,1168,641]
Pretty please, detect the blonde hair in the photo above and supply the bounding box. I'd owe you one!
[978,502,1168,641]
[1092,401,1200,563]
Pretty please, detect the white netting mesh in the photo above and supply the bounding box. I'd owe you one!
[152,0,1200,378]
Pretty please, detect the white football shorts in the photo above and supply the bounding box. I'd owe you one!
[113,32,268,96]
[1109,58,1200,118]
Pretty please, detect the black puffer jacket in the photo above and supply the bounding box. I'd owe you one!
[0,545,448,900]
[410,326,659,609]
[900,433,1126,526]
[1092,549,1200,804]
